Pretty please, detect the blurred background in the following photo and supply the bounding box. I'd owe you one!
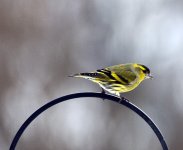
[0,0,183,149]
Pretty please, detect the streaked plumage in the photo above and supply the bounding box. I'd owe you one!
[69,63,152,99]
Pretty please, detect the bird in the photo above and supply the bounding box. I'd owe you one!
[69,63,153,101]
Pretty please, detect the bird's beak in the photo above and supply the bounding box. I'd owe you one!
[146,74,153,79]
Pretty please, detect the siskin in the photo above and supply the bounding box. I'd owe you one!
[69,63,153,100]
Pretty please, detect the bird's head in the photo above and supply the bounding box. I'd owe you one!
[135,64,153,79]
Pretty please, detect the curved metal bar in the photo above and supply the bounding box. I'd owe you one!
[9,92,168,150]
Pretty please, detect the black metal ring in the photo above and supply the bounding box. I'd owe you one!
[9,92,168,150]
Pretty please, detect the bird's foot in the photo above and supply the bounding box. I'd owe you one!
[119,94,129,103]
[101,89,106,101]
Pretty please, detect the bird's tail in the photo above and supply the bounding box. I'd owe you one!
[68,72,98,78]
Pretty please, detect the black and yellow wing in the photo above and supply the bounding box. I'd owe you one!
[70,64,137,85]
[105,64,137,85]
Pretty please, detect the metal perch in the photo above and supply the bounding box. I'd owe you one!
[9,92,168,150]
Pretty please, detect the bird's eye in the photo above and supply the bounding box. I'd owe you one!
[138,64,150,74]
[142,69,147,74]
[143,69,150,75]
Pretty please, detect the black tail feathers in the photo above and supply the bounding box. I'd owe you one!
[80,72,98,77]
[68,72,98,77]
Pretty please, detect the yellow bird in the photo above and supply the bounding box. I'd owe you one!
[69,63,153,100]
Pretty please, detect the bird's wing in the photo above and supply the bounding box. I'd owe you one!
[105,64,137,85]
